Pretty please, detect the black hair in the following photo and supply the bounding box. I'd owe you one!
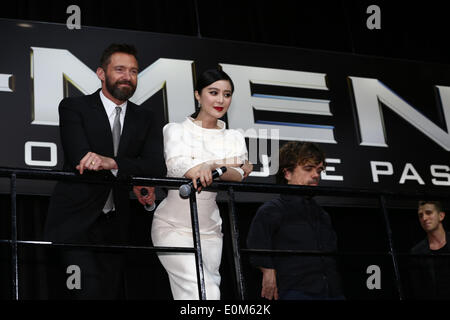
[100,43,138,70]
[191,69,234,118]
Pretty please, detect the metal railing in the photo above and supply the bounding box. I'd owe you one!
[1,166,449,300]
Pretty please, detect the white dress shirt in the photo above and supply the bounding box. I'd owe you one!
[99,90,126,135]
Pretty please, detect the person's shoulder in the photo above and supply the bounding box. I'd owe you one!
[411,238,428,253]
[62,95,87,103]
[59,91,98,107]
[257,196,284,213]
[225,128,245,139]
[163,121,184,130]
[252,197,285,223]
[163,121,185,136]
[128,101,152,115]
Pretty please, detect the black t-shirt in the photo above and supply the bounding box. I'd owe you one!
[246,194,343,297]
[410,235,450,299]
[431,243,450,297]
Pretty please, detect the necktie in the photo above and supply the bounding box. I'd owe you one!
[112,107,121,157]
[103,106,122,213]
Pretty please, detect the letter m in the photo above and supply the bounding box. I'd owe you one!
[349,76,450,151]
[31,47,194,126]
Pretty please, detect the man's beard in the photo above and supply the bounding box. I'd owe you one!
[105,75,136,101]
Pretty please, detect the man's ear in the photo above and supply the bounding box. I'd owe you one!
[96,67,105,82]
[439,211,445,222]
[284,169,291,182]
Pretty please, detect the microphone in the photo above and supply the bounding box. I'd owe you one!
[140,188,156,211]
[179,166,227,198]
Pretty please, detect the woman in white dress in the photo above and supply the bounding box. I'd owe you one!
[151,69,252,300]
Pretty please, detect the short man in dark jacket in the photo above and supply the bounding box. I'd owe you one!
[409,201,450,299]
[247,141,344,300]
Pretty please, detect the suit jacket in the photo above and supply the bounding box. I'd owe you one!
[44,89,165,244]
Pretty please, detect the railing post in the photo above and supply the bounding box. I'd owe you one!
[379,195,404,300]
[227,187,246,300]
[189,191,207,300]
[10,173,19,300]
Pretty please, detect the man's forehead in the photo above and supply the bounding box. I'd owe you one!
[109,52,138,66]
[301,160,324,168]
[418,203,438,213]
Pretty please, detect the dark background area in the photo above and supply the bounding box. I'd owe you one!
[3,0,450,65]
[1,0,450,301]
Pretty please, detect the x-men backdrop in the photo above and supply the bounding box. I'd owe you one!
[1,19,449,200]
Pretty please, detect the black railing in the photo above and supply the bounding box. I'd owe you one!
[0,167,209,300]
[1,166,449,300]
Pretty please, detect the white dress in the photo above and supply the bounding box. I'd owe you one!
[151,117,248,300]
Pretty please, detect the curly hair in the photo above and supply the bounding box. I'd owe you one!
[276,141,326,184]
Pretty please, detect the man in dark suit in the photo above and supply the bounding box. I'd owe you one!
[44,43,164,299]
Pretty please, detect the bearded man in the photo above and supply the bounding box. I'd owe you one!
[44,43,164,299]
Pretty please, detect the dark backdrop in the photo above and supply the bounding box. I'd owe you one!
[3,0,450,65]
[1,0,450,300]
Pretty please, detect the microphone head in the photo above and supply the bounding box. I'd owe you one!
[179,184,192,198]
[218,166,227,175]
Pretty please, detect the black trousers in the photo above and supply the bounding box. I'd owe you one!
[47,211,127,300]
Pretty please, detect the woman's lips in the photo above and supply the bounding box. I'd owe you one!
[214,107,224,112]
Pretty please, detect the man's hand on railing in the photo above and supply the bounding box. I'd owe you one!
[133,186,156,207]
[76,151,118,174]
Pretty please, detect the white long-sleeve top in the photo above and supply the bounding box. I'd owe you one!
[153,117,248,235]
[164,117,247,178]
